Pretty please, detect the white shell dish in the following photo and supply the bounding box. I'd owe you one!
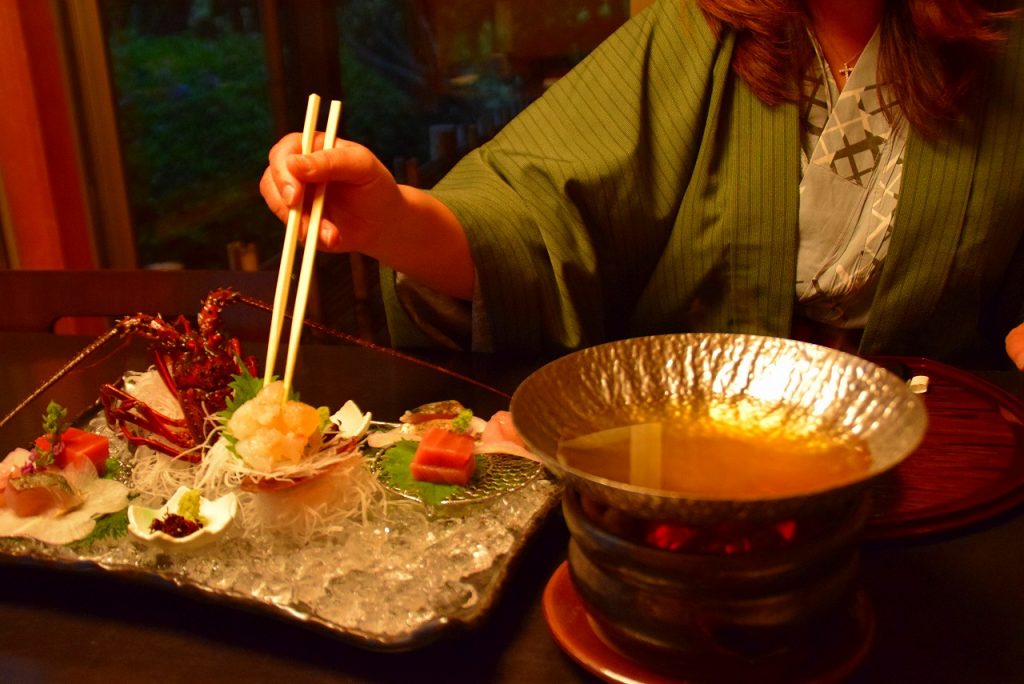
[128,486,238,551]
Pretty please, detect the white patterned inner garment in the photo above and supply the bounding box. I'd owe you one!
[796,25,907,329]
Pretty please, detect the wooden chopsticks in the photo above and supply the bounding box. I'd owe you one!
[264,94,319,387]
[264,94,342,399]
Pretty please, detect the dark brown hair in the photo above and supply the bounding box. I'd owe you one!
[696,0,1017,138]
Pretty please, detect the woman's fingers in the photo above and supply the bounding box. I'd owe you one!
[259,167,290,222]
[315,221,343,251]
[285,139,381,186]
[266,132,306,208]
[261,132,398,255]
[261,161,342,250]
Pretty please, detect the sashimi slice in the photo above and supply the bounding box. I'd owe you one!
[481,411,525,447]
[475,411,541,461]
[410,427,475,485]
[473,440,542,462]
[409,459,476,486]
[0,448,31,492]
[0,475,129,545]
[4,472,82,517]
[35,428,110,475]
[400,400,465,424]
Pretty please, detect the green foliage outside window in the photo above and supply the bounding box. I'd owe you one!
[108,20,275,268]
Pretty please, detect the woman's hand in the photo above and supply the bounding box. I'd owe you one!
[260,133,402,254]
[1007,322,1024,370]
[259,133,476,300]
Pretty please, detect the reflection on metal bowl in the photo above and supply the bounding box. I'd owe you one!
[511,333,926,680]
[511,333,927,524]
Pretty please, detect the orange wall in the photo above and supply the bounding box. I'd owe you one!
[0,0,96,269]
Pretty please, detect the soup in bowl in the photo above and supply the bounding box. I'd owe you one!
[511,332,926,525]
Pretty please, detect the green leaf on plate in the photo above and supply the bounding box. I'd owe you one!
[68,506,130,551]
[378,439,484,506]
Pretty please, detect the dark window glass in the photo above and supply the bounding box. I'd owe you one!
[98,0,629,276]
[102,0,277,268]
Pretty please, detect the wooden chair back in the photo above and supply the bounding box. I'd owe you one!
[0,269,291,341]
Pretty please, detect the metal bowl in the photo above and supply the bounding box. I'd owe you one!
[510,333,927,526]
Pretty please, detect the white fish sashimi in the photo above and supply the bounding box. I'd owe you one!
[0,476,129,545]
[367,410,542,463]
[366,415,489,450]
[0,448,31,491]
[366,424,418,449]
[472,440,543,463]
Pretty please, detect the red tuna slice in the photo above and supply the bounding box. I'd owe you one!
[35,428,109,476]
[410,427,476,485]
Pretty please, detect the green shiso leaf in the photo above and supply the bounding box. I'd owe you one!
[218,364,265,424]
[379,439,484,506]
[68,507,129,551]
[102,457,122,480]
[222,430,240,458]
[219,363,264,459]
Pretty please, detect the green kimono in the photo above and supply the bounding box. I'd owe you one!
[383,0,1024,368]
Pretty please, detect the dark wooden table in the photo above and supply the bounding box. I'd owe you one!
[0,332,1022,683]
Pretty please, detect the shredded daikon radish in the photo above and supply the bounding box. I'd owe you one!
[240,458,383,539]
[108,370,392,544]
[128,445,203,506]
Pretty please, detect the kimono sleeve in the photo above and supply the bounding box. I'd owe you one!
[383,0,723,351]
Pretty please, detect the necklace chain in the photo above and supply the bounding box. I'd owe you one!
[812,27,866,86]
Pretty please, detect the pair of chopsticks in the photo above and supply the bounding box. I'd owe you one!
[264,93,341,398]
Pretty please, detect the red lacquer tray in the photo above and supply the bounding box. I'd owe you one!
[866,357,1024,540]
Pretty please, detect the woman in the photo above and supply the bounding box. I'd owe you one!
[261,0,1024,369]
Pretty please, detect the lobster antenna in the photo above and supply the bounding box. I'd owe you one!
[264,93,321,386]
[282,98,342,399]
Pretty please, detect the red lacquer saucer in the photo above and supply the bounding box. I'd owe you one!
[543,562,681,684]
[543,562,875,684]
[866,357,1024,539]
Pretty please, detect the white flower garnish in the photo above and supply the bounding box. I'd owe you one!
[329,400,371,440]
